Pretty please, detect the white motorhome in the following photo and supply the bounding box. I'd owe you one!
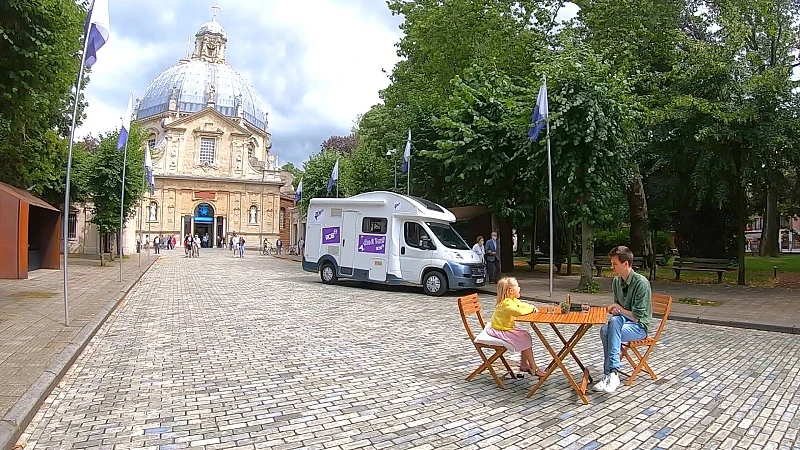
[302,191,486,295]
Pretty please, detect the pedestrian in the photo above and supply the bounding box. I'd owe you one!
[471,235,485,263]
[594,246,653,394]
[154,236,160,254]
[136,235,141,253]
[193,235,200,257]
[485,231,501,283]
[238,236,245,257]
[298,237,305,256]
[184,235,191,257]
[276,238,283,255]
[145,234,150,251]
[486,277,546,378]
[232,234,238,257]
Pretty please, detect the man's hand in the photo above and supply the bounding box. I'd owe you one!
[606,304,617,314]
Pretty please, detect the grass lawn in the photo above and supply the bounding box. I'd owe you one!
[512,254,800,287]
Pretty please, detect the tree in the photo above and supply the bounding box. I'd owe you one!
[295,150,341,215]
[542,42,637,289]
[0,0,86,201]
[281,162,303,184]
[431,65,537,218]
[84,125,147,265]
[320,134,357,155]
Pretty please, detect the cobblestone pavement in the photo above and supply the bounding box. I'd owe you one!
[0,254,155,419]
[18,250,800,449]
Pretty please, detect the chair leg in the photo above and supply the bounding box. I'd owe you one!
[625,345,657,386]
[466,347,507,389]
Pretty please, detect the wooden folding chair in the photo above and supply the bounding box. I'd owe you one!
[620,294,673,386]
[458,293,516,389]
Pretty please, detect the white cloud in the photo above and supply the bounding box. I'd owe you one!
[77,0,403,165]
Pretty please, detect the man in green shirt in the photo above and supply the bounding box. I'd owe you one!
[594,246,653,393]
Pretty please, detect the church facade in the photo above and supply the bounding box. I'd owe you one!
[68,13,296,255]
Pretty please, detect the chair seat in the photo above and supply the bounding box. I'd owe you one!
[474,326,517,352]
[624,337,655,347]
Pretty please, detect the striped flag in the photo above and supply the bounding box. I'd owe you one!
[116,94,132,150]
[83,0,110,68]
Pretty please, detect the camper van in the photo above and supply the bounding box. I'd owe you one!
[302,191,486,296]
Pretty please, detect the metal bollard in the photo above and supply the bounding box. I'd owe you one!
[773,266,778,278]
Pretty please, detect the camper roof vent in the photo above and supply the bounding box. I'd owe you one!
[410,196,444,213]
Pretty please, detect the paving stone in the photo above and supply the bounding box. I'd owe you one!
[11,250,800,449]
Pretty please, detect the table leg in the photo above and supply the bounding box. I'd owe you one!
[550,323,592,382]
[527,324,592,404]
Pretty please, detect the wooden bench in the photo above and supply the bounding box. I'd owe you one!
[527,255,568,274]
[672,257,737,283]
[593,255,646,277]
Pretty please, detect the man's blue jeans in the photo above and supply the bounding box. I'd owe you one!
[600,315,647,375]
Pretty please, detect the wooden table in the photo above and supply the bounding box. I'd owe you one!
[516,306,608,404]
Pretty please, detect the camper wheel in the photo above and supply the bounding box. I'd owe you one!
[320,262,338,284]
[422,270,447,296]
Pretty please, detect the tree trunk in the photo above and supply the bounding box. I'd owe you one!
[566,218,573,276]
[578,219,594,290]
[99,233,105,267]
[759,183,780,257]
[627,165,652,256]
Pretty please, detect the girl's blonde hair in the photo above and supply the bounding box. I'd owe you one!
[496,276,518,305]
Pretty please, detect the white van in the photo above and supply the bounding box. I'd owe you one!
[302,191,486,295]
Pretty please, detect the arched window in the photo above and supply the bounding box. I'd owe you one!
[248,205,258,224]
[147,135,157,150]
[148,201,158,222]
[279,208,285,230]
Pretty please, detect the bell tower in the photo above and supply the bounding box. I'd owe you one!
[192,6,227,64]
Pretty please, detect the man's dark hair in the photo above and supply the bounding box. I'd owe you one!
[608,246,634,266]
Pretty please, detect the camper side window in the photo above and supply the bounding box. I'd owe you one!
[404,222,434,250]
[362,217,388,234]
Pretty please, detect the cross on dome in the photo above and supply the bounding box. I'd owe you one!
[211,3,220,21]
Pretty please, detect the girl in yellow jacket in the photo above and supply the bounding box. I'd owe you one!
[487,277,546,377]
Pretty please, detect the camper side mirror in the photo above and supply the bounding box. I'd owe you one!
[423,240,436,251]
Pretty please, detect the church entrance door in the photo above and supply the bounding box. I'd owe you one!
[193,203,215,248]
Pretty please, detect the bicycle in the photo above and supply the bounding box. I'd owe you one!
[259,242,276,256]
[287,245,299,256]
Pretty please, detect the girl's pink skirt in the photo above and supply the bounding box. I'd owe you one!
[486,327,532,352]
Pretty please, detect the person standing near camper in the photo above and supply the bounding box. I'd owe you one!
[472,235,486,263]
[485,231,501,283]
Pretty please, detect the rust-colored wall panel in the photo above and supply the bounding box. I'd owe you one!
[42,213,61,269]
[18,202,29,278]
[0,196,20,278]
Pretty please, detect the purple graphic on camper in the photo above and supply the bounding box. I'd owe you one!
[322,227,340,244]
[358,235,387,254]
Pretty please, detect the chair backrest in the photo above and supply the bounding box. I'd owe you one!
[458,293,486,342]
[650,294,673,341]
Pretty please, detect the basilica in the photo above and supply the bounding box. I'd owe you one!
[68,12,297,255]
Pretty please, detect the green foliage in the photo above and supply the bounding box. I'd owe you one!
[281,162,303,183]
[0,0,86,200]
[85,124,147,235]
[572,280,601,294]
[431,65,536,218]
[295,150,341,216]
[341,147,392,197]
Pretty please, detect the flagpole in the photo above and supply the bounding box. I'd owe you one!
[406,158,410,196]
[61,23,93,327]
[544,74,554,298]
[118,142,128,282]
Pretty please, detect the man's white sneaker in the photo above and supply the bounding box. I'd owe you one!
[593,374,609,392]
[604,372,621,393]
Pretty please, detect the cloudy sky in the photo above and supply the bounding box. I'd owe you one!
[78,0,405,166]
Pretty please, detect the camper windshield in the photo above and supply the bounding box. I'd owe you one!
[426,222,470,250]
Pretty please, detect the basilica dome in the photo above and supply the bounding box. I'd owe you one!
[136,18,269,130]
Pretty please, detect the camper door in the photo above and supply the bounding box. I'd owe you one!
[339,211,359,276]
[400,221,433,283]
